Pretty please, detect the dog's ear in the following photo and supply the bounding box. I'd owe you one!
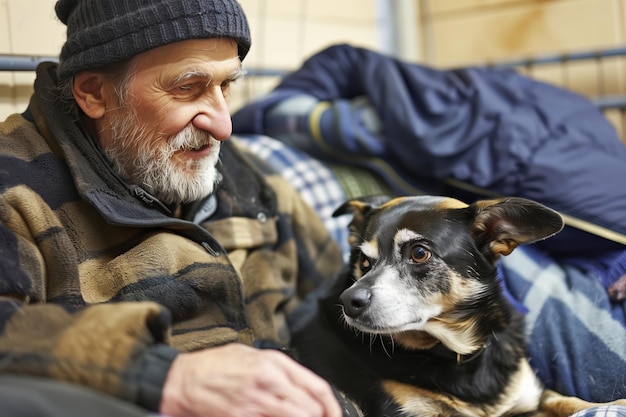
[333,195,390,247]
[468,197,564,258]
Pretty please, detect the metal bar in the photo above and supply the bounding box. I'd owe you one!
[5,45,626,73]
[592,95,626,110]
[487,46,626,69]
[0,54,58,71]
[0,54,289,78]
[245,68,289,77]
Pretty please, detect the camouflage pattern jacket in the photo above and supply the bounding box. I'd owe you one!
[0,62,342,411]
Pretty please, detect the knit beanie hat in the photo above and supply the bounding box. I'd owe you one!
[55,0,251,80]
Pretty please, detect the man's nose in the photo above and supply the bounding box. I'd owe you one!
[191,90,232,141]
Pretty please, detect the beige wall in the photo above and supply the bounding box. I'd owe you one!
[0,0,380,119]
[420,0,626,94]
[0,0,65,118]
[421,0,625,67]
[419,0,626,140]
[232,0,379,111]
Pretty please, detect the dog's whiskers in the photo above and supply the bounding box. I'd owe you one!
[379,335,395,359]
[491,330,499,342]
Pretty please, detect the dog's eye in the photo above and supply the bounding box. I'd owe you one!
[359,252,372,272]
[410,245,431,263]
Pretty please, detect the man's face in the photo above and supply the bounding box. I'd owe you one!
[96,38,243,205]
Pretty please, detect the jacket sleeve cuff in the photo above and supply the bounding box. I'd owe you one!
[135,344,180,412]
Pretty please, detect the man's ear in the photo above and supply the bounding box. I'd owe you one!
[72,71,109,119]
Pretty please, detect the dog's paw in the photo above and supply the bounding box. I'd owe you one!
[541,390,626,417]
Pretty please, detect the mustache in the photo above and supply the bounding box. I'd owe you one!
[166,124,218,153]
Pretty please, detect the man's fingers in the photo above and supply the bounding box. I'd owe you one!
[253,390,325,417]
[161,344,343,417]
[265,350,342,417]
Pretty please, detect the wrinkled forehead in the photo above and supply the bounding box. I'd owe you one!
[130,38,242,77]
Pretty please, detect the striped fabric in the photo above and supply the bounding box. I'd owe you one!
[572,406,626,417]
[234,134,352,259]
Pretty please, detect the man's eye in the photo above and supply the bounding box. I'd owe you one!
[221,81,234,97]
[172,83,205,99]
[177,84,195,91]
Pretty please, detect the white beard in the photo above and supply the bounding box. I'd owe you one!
[101,112,222,205]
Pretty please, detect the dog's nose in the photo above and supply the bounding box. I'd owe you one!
[340,288,372,318]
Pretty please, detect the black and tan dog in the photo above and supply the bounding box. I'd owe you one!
[292,195,626,417]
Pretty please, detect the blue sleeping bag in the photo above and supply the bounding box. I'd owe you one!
[233,43,626,258]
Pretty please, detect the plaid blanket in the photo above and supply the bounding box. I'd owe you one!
[235,134,626,416]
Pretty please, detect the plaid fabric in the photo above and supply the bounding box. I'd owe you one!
[234,135,352,259]
[572,406,626,417]
[500,246,626,402]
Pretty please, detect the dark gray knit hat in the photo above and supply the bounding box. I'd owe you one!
[55,0,251,80]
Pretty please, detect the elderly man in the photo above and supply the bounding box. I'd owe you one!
[0,1,349,416]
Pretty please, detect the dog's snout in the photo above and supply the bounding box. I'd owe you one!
[341,287,372,318]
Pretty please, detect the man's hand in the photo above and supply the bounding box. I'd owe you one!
[160,343,343,417]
